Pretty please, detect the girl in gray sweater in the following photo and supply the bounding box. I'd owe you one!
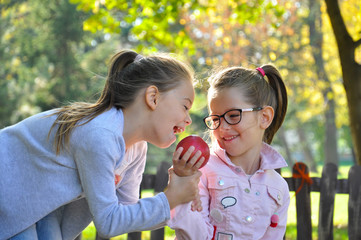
[0,50,202,240]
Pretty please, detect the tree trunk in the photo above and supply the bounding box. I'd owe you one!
[296,126,318,173]
[324,0,361,165]
[308,0,339,166]
[278,127,295,167]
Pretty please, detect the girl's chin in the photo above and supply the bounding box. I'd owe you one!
[219,142,237,153]
[158,135,176,149]
[168,135,177,146]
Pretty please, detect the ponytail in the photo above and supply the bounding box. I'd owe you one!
[260,65,288,144]
[97,50,138,110]
[49,49,194,154]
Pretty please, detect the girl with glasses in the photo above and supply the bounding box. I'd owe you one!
[169,65,290,239]
[0,49,202,240]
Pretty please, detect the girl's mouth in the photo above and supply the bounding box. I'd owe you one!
[223,135,238,141]
[173,126,184,134]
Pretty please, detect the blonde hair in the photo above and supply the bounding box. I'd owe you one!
[49,49,194,154]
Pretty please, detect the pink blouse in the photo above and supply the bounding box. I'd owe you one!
[168,142,290,240]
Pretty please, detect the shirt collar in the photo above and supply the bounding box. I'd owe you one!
[212,141,288,171]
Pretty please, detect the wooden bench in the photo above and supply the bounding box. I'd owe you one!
[85,162,361,240]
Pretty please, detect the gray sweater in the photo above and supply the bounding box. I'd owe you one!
[0,107,170,240]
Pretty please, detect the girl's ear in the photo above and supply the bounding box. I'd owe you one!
[260,106,274,129]
[145,85,160,110]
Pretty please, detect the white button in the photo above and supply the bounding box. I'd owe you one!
[255,191,260,196]
[245,216,253,222]
[218,180,224,186]
[277,194,281,200]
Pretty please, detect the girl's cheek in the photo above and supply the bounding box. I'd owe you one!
[214,134,223,146]
[214,130,221,138]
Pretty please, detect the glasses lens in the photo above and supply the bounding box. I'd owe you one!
[224,110,242,125]
[204,116,220,130]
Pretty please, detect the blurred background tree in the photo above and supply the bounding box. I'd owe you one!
[1,0,360,172]
[324,0,361,166]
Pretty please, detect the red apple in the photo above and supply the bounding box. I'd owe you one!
[176,135,210,168]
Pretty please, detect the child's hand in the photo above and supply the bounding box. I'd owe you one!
[164,169,201,210]
[172,146,205,177]
[191,195,203,212]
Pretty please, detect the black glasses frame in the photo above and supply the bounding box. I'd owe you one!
[203,107,263,130]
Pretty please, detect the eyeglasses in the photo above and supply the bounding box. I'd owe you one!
[203,107,263,130]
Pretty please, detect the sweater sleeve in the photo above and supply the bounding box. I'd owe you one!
[72,128,170,238]
[260,182,290,240]
[168,172,214,240]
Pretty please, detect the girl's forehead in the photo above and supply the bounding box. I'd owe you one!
[168,79,194,101]
[209,88,249,111]
[210,87,245,102]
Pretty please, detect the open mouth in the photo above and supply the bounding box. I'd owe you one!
[223,135,238,141]
[173,126,184,134]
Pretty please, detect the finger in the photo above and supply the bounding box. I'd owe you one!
[169,166,180,177]
[193,156,205,169]
[181,146,195,163]
[173,148,188,171]
[186,150,202,167]
[173,147,183,162]
[191,201,196,211]
[168,168,177,178]
[191,198,202,212]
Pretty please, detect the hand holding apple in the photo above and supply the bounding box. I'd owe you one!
[173,135,210,176]
[176,135,210,168]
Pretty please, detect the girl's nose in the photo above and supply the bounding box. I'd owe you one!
[219,118,231,130]
[185,113,192,126]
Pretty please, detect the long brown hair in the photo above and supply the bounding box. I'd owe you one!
[49,49,194,154]
[208,64,288,144]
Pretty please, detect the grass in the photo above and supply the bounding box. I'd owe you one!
[81,165,352,240]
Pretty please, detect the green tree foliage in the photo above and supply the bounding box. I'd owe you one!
[70,0,283,54]
[70,0,359,168]
[0,4,21,127]
[1,0,359,169]
[0,0,96,125]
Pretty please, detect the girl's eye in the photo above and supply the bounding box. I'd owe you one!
[184,105,189,111]
[229,114,240,118]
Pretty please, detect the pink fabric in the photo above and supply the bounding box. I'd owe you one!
[168,142,290,240]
